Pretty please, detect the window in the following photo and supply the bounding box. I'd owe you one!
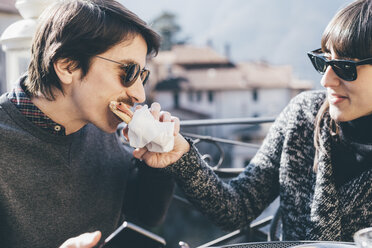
[252,89,258,102]
[173,92,179,108]
[196,91,202,102]
[208,90,214,103]
[188,91,194,102]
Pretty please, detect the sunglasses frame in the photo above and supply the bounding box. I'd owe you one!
[307,48,372,81]
[95,55,150,87]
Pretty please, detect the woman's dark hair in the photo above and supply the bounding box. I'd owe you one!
[26,0,161,100]
[314,0,372,171]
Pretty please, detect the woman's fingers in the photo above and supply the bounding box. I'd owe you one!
[122,126,129,141]
[133,147,148,159]
[158,109,180,136]
[159,111,171,122]
[171,116,180,136]
[158,111,180,136]
[150,102,161,120]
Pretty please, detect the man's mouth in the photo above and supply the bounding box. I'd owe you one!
[109,101,133,124]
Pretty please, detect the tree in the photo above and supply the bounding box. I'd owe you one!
[151,11,182,50]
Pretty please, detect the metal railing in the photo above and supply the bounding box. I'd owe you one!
[180,116,276,171]
[180,117,276,127]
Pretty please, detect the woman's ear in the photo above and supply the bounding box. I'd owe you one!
[53,59,77,85]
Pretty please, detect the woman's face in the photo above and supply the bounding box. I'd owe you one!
[321,50,372,122]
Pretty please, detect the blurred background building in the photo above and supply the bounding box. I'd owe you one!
[148,44,312,168]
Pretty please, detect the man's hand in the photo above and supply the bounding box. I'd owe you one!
[59,231,101,248]
[126,102,190,168]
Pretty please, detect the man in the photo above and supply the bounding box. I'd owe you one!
[0,0,190,247]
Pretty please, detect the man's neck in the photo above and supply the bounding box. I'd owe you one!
[31,93,87,135]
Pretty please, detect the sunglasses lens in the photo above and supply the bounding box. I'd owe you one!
[122,64,140,87]
[141,70,150,86]
[331,62,357,81]
[311,55,328,74]
[126,64,140,82]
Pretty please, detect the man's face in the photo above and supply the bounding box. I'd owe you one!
[69,35,148,133]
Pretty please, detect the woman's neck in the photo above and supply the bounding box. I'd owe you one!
[338,114,372,143]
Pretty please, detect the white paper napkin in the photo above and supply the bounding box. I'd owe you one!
[127,105,175,153]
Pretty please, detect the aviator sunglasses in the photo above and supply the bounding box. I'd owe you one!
[96,55,150,87]
[307,48,372,81]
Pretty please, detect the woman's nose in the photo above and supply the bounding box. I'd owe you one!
[320,66,341,88]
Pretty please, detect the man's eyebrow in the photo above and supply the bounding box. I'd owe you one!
[117,59,147,70]
[117,59,137,65]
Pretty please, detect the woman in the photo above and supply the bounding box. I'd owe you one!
[135,0,372,242]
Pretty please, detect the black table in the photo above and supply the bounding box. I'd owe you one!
[212,241,356,248]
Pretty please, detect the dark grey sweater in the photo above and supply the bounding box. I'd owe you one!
[0,94,174,248]
[165,90,372,242]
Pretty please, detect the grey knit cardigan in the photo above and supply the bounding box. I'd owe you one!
[164,90,372,242]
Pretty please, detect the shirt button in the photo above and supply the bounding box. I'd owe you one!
[54,125,62,132]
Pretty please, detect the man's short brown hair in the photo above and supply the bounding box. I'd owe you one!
[26,0,160,100]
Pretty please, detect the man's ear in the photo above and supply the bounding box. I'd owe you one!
[53,58,77,85]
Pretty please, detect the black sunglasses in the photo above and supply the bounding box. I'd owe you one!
[307,48,372,81]
[96,55,150,87]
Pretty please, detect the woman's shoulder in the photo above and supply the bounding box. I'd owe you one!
[276,90,326,129]
[291,90,326,106]
[288,90,326,115]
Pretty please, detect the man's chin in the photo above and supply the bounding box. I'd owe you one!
[96,118,121,134]
[97,111,122,133]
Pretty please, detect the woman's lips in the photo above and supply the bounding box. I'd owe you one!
[329,93,348,104]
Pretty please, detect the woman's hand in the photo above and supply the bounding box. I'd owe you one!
[125,102,190,168]
[59,231,101,248]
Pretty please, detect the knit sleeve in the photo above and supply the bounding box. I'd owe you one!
[163,91,323,231]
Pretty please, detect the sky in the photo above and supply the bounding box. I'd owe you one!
[120,0,354,86]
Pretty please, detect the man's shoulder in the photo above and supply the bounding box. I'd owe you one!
[0,93,13,122]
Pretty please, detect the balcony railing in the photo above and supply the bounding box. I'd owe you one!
[180,116,275,170]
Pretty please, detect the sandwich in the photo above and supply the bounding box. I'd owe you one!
[109,101,133,124]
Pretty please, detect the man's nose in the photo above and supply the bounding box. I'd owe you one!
[126,78,146,103]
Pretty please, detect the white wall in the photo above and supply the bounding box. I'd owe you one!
[174,88,291,119]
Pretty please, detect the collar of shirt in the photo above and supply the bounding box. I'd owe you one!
[7,77,66,136]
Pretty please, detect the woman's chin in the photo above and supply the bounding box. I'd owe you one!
[329,107,356,122]
[330,107,346,122]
